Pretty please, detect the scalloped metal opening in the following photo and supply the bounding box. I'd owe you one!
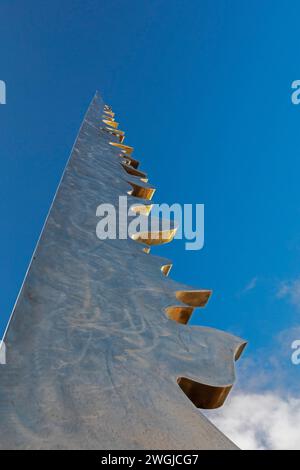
[175,290,212,307]
[130,204,153,216]
[131,228,177,246]
[102,119,119,129]
[161,264,172,276]
[122,156,140,169]
[177,377,232,409]
[234,341,247,361]
[103,110,115,118]
[102,127,125,143]
[121,163,148,181]
[165,306,194,324]
[127,182,155,200]
[110,142,134,155]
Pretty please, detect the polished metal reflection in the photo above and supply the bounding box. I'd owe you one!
[0,93,246,450]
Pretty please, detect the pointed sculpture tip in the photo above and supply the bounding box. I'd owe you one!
[90,90,106,111]
[94,90,102,100]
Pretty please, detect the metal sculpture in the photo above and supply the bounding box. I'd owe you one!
[0,93,246,449]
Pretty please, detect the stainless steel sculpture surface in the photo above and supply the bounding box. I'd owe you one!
[0,93,246,449]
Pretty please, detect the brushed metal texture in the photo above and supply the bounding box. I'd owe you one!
[0,93,246,450]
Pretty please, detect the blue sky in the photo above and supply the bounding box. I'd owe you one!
[1,0,300,447]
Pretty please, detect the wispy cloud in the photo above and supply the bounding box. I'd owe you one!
[237,277,258,297]
[209,392,300,450]
[277,278,300,309]
[243,277,258,293]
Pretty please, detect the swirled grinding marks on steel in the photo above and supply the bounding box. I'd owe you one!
[0,92,247,450]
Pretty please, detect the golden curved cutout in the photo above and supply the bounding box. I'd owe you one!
[128,182,155,200]
[110,142,134,155]
[102,115,115,122]
[176,290,212,308]
[234,341,247,361]
[131,228,177,246]
[103,110,115,118]
[106,128,125,143]
[161,264,173,276]
[177,377,232,410]
[122,156,140,169]
[165,306,194,325]
[105,127,123,136]
[121,163,147,181]
[131,204,153,216]
[102,119,119,129]
[102,127,125,143]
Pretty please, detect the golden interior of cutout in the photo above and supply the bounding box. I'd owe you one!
[128,181,155,200]
[110,142,134,155]
[131,228,177,246]
[165,306,194,325]
[234,341,247,361]
[175,290,212,307]
[130,204,153,216]
[122,156,140,169]
[161,264,173,276]
[105,128,125,143]
[102,115,115,122]
[121,163,147,181]
[105,127,123,136]
[103,110,115,118]
[102,119,119,129]
[177,377,232,410]
[143,247,151,254]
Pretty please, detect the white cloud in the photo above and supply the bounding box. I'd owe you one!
[208,392,300,450]
[203,281,300,450]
